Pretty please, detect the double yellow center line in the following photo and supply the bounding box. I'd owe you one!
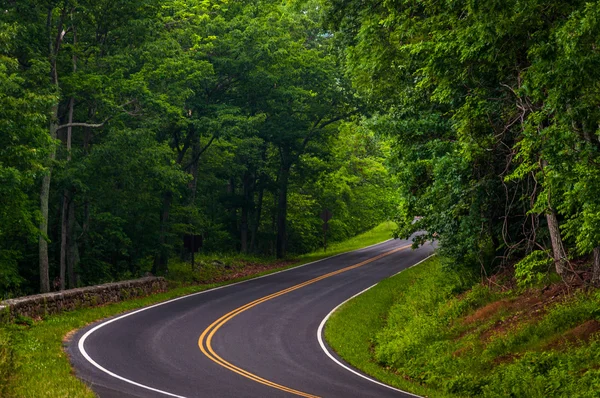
[198,244,411,397]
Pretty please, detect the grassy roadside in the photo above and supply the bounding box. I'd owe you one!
[324,256,452,398]
[296,221,397,264]
[0,221,396,398]
[325,256,600,398]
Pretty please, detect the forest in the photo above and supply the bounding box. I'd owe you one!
[2,0,600,298]
[0,0,397,297]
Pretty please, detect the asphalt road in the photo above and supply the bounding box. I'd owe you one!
[68,238,435,398]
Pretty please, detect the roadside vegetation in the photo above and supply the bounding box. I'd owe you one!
[326,256,600,398]
[0,222,394,398]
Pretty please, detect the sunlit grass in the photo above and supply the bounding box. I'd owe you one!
[324,256,449,398]
[297,221,396,265]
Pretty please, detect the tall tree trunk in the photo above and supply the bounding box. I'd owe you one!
[67,199,78,288]
[189,138,200,204]
[39,105,58,293]
[250,145,267,253]
[59,97,75,290]
[59,192,69,290]
[276,164,290,259]
[250,182,264,253]
[40,6,67,292]
[240,171,253,254]
[228,177,237,238]
[153,191,173,275]
[540,160,566,275]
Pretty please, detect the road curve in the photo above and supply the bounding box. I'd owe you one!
[68,238,434,398]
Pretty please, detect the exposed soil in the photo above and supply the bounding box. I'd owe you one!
[458,283,573,347]
[464,284,569,327]
[544,320,600,350]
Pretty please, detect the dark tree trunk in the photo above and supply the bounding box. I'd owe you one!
[153,191,173,275]
[39,105,57,293]
[276,164,290,259]
[59,191,69,290]
[250,183,264,253]
[59,96,75,290]
[240,171,254,253]
[67,198,78,288]
[227,177,237,238]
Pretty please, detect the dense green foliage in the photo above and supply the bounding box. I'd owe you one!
[0,0,396,297]
[325,0,600,280]
[327,257,600,397]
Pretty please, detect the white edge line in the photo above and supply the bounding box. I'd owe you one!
[317,253,435,398]
[77,237,399,397]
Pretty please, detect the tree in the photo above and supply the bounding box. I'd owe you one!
[325,0,598,281]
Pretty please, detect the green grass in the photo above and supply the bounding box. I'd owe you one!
[325,256,600,398]
[297,221,396,264]
[0,221,396,397]
[324,256,453,398]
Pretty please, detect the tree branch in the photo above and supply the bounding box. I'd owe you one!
[184,134,216,171]
[56,119,110,131]
[55,100,137,131]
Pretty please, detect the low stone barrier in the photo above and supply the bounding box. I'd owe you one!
[0,277,167,322]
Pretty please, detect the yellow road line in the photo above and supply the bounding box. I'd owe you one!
[198,244,411,397]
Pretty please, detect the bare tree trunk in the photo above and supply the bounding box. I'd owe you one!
[40,6,67,292]
[540,159,567,275]
[59,97,75,290]
[39,105,58,293]
[546,210,566,275]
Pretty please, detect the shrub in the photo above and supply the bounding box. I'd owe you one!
[514,250,552,288]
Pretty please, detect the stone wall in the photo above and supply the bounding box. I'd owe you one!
[0,277,167,322]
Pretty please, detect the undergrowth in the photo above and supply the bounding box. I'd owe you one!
[0,327,13,397]
[326,257,600,398]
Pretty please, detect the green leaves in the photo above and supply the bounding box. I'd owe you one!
[326,0,600,279]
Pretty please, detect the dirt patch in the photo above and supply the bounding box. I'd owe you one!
[463,300,509,325]
[452,345,472,358]
[458,284,572,346]
[492,352,522,365]
[62,329,78,344]
[464,284,569,327]
[544,320,600,350]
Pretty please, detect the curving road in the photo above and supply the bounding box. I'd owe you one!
[68,238,434,398]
